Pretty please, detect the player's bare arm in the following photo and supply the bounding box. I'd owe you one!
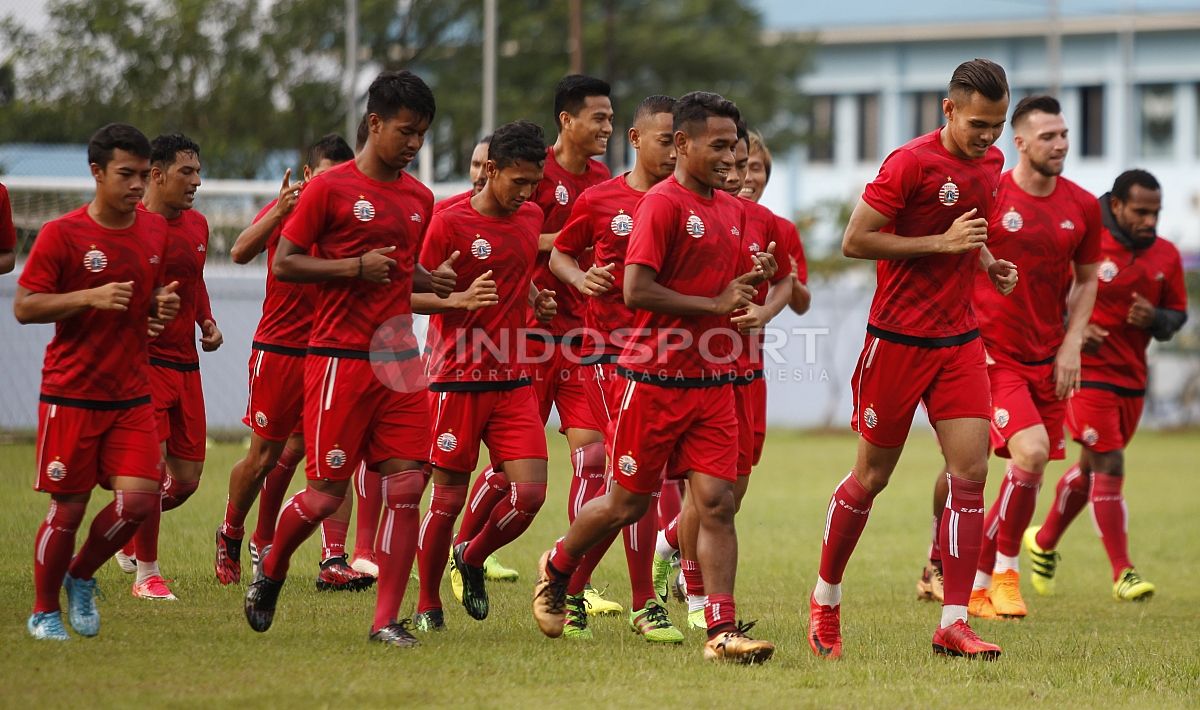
[1055,260,1099,397]
[551,247,614,297]
[0,251,14,274]
[413,250,458,297]
[537,230,561,252]
[14,281,135,323]
[230,169,305,263]
[273,236,362,282]
[624,262,756,316]
[842,200,988,260]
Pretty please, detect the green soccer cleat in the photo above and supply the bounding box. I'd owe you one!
[629,602,684,644]
[448,549,464,603]
[651,550,679,605]
[1023,526,1061,597]
[483,553,519,582]
[562,594,592,640]
[687,607,706,631]
[1113,568,1155,602]
[583,584,623,616]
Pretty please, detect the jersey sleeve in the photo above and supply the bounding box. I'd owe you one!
[553,191,595,257]
[1074,193,1103,265]
[861,148,921,220]
[280,177,329,250]
[1161,247,1189,312]
[0,184,15,251]
[418,212,452,271]
[775,217,808,284]
[625,193,674,272]
[17,222,65,293]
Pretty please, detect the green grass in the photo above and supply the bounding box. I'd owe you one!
[1,430,1197,708]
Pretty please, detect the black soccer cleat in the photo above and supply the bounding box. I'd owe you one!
[370,620,420,648]
[244,576,284,632]
[452,542,489,621]
[413,609,446,632]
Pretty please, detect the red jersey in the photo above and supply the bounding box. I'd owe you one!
[975,172,1102,363]
[434,189,473,215]
[528,145,611,336]
[141,205,213,365]
[618,176,744,383]
[554,173,644,356]
[420,199,542,388]
[282,160,433,354]
[734,198,789,373]
[861,128,1003,341]
[251,199,315,351]
[773,214,808,283]
[0,182,15,251]
[1082,227,1187,391]
[18,206,168,404]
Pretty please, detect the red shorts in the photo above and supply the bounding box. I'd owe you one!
[609,377,737,494]
[1066,385,1144,453]
[986,355,1067,460]
[304,354,429,480]
[527,338,600,433]
[733,380,759,476]
[149,362,206,461]
[583,360,623,441]
[35,401,161,495]
[426,385,548,472]
[850,334,991,448]
[243,346,306,442]
[749,376,767,467]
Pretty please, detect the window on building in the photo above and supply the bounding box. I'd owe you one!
[808,95,835,163]
[913,91,945,138]
[856,93,880,162]
[1139,84,1175,159]
[1079,85,1105,158]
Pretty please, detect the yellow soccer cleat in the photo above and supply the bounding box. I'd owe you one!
[1023,526,1060,597]
[1113,568,1155,602]
[988,570,1027,618]
[583,584,623,616]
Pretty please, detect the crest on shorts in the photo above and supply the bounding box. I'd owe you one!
[437,432,458,452]
[325,448,347,469]
[353,198,376,222]
[46,459,67,482]
[254,411,269,428]
[617,454,638,476]
[1098,259,1119,283]
[554,183,570,206]
[1082,427,1099,447]
[1002,209,1023,232]
[83,247,108,273]
[862,407,878,429]
[994,408,1010,429]
[938,179,959,207]
[610,211,633,237]
[470,237,492,260]
[685,213,705,238]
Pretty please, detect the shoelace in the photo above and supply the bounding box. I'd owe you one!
[545,579,569,615]
[732,619,759,637]
[812,605,839,640]
[1119,570,1146,591]
[642,604,672,628]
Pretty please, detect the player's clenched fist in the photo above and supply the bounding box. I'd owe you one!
[89,280,134,311]
[940,208,989,254]
[462,270,500,311]
[749,241,779,283]
[577,262,616,297]
[533,288,557,323]
[359,245,397,284]
[430,250,460,298]
[987,259,1018,296]
[713,273,758,315]
[155,281,181,321]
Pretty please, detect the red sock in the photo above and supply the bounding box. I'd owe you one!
[548,537,582,581]
[320,516,348,561]
[1090,473,1132,580]
[657,480,682,529]
[996,465,1041,557]
[33,500,86,613]
[929,510,943,566]
[373,471,425,632]
[624,496,658,610]
[67,490,159,580]
[567,529,618,596]
[416,484,467,613]
[663,513,680,550]
[455,466,509,546]
[818,472,875,584]
[352,466,382,560]
[1036,464,1090,550]
[567,443,606,524]
[681,557,705,596]
[160,475,199,512]
[940,474,986,607]
[463,482,546,566]
[252,446,301,548]
[221,499,248,538]
[261,487,343,580]
[131,491,163,564]
[704,593,737,636]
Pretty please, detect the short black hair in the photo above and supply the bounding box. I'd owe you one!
[632,94,676,125]
[487,120,546,169]
[355,113,369,152]
[150,133,201,169]
[1111,169,1161,202]
[1012,94,1061,128]
[366,70,436,123]
[308,133,354,167]
[88,123,151,168]
[672,91,741,137]
[949,58,1009,102]
[736,119,750,149]
[553,74,611,129]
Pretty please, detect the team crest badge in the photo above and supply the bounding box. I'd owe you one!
[437,432,458,452]
[994,408,1010,429]
[353,198,376,222]
[685,213,705,238]
[83,248,108,273]
[254,411,269,428]
[46,460,67,482]
[610,212,633,237]
[470,237,492,260]
[325,448,347,469]
[1082,427,1099,447]
[554,183,569,206]
[938,179,959,207]
[617,454,638,476]
[862,407,878,429]
[1002,209,1023,232]
[1098,259,1119,283]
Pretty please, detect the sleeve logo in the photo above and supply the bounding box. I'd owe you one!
[83,248,108,273]
[353,198,376,222]
[938,179,959,207]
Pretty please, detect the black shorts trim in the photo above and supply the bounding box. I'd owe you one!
[39,394,152,411]
[428,379,531,393]
[149,357,200,372]
[580,353,619,366]
[252,341,308,358]
[1080,380,1145,398]
[615,366,736,389]
[867,325,980,348]
[1019,355,1056,367]
[307,346,420,362]
[732,369,765,385]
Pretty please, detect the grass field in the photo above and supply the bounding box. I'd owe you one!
[1,429,1197,708]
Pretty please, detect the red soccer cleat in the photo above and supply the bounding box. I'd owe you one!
[807,593,842,659]
[932,619,1002,660]
[214,528,242,585]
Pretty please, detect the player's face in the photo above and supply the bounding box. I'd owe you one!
[1016,111,1068,177]
[631,111,675,180]
[156,150,202,212]
[469,141,490,195]
[371,108,430,171]
[92,149,151,214]
[723,139,749,196]
[562,95,614,157]
[1111,185,1162,240]
[943,92,1009,159]
[677,116,738,191]
[485,158,544,214]
[742,151,768,202]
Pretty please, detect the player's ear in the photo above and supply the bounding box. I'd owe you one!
[485,160,499,179]
[627,126,639,150]
[89,163,104,182]
[673,130,688,155]
[942,96,955,122]
[302,165,314,182]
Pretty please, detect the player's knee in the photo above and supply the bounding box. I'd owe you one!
[856,468,891,496]
[115,490,162,523]
[694,490,737,526]
[384,470,426,510]
[958,458,990,481]
[1092,451,1124,477]
[510,482,548,516]
[162,476,199,509]
[575,442,606,477]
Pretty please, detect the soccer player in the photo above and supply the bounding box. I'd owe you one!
[532,91,778,664]
[410,120,556,632]
[118,133,222,601]
[741,131,811,315]
[244,70,455,649]
[806,59,1018,661]
[1024,169,1186,602]
[218,135,366,591]
[0,180,16,274]
[18,123,180,640]
[548,94,685,642]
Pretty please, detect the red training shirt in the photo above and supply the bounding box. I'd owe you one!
[0,182,15,251]
[141,205,213,365]
[734,197,789,374]
[251,198,315,352]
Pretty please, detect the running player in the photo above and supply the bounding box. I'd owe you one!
[1024,169,1186,602]
[0,180,16,274]
[18,123,180,640]
[243,70,455,648]
[741,131,810,315]
[533,91,778,664]
[806,59,1017,660]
